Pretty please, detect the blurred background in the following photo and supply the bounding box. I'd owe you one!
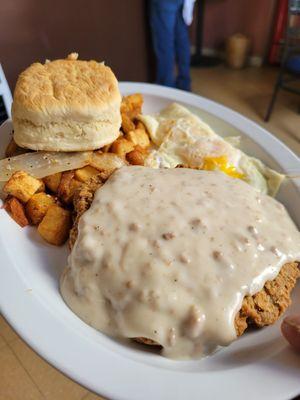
[0,1,299,400]
[0,0,284,87]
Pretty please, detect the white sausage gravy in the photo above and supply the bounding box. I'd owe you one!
[60,166,300,359]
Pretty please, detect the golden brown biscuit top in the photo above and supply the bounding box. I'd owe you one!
[12,53,121,122]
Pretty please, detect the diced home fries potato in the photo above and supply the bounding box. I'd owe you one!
[5,138,19,158]
[5,138,29,158]
[101,144,111,153]
[126,149,146,165]
[121,113,135,134]
[58,171,82,204]
[25,192,55,225]
[126,129,150,148]
[38,205,72,245]
[121,94,143,133]
[135,121,147,131]
[90,152,127,171]
[121,94,143,117]
[3,171,45,203]
[43,172,62,193]
[127,93,143,108]
[4,196,29,227]
[126,145,149,165]
[110,138,135,158]
[75,166,99,183]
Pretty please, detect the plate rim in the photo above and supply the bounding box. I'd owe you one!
[0,82,300,400]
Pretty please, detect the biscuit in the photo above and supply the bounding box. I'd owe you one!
[12,53,121,151]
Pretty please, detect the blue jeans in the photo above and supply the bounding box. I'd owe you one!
[150,0,191,91]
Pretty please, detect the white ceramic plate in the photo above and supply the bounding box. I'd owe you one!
[0,83,300,400]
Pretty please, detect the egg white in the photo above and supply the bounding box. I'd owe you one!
[139,103,284,196]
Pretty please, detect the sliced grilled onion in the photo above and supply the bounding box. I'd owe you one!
[0,151,92,181]
[90,152,127,171]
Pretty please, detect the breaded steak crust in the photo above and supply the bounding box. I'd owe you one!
[70,174,300,343]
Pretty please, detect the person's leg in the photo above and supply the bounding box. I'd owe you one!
[149,1,179,87]
[175,5,191,91]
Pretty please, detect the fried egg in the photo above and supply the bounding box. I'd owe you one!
[138,103,284,196]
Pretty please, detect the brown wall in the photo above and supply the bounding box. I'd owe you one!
[1,0,278,92]
[195,0,277,58]
[0,0,151,91]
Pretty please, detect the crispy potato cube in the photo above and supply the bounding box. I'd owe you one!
[25,192,55,225]
[127,93,143,108]
[36,181,46,193]
[126,149,146,165]
[121,94,143,117]
[75,166,99,183]
[121,98,132,115]
[5,138,18,157]
[4,196,29,227]
[43,172,62,193]
[110,138,135,158]
[58,171,82,204]
[126,129,150,148]
[121,113,135,134]
[3,171,45,203]
[101,144,111,153]
[69,179,82,199]
[5,138,28,158]
[38,205,72,245]
[90,152,126,172]
[135,121,147,131]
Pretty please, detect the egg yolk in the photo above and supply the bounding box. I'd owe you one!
[202,156,244,179]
